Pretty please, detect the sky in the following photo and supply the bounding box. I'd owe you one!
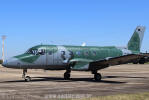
[0,0,149,58]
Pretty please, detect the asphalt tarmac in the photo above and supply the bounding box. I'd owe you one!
[0,64,149,100]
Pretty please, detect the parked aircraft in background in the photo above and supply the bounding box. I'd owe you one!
[2,26,149,82]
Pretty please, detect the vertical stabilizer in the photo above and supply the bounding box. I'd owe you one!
[127,26,145,52]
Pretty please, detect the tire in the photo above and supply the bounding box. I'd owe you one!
[25,76,31,82]
[64,73,70,80]
[133,62,138,64]
[139,61,145,64]
[139,58,145,64]
[94,73,102,81]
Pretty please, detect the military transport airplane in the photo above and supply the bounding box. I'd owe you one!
[2,26,149,82]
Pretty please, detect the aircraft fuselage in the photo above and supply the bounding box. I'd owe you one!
[3,45,135,71]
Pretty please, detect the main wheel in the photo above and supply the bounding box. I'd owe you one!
[94,73,102,81]
[139,60,145,64]
[25,76,31,82]
[64,73,70,80]
[133,61,138,64]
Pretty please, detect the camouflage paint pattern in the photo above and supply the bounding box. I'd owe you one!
[3,26,145,71]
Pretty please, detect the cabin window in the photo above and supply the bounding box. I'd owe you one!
[84,51,89,56]
[92,51,97,56]
[76,51,81,56]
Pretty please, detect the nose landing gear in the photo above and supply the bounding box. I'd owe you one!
[22,69,31,82]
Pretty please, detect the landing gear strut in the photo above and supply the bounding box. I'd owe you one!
[22,69,31,82]
[92,70,102,81]
[64,67,71,80]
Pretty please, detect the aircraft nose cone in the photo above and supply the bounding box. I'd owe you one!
[2,60,7,67]
[2,57,19,68]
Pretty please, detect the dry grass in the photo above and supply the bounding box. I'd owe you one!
[63,92,149,100]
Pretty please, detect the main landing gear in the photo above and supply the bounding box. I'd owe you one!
[22,69,31,82]
[92,70,102,81]
[63,67,102,81]
[64,67,71,80]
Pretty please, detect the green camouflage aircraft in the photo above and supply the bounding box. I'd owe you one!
[2,26,149,82]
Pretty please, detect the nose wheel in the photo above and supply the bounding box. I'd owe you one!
[25,76,31,82]
[22,69,31,82]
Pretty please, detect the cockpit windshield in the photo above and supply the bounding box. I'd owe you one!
[26,49,38,55]
[25,48,46,55]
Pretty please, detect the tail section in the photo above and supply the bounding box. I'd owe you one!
[127,26,146,52]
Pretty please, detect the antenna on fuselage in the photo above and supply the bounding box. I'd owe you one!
[1,35,6,62]
[81,42,86,47]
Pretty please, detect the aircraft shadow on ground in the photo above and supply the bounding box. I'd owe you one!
[0,75,147,84]
[0,76,130,84]
[31,77,127,84]
[104,76,147,79]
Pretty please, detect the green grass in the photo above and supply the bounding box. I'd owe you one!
[62,92,149,100]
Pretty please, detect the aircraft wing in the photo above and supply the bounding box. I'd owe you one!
[89,53,149,70]
[69,58,93,71]
[141,53,149,57]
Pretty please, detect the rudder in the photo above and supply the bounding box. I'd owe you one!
[127,26,146,52]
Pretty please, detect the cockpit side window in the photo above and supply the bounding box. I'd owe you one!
[37,49,46,55]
